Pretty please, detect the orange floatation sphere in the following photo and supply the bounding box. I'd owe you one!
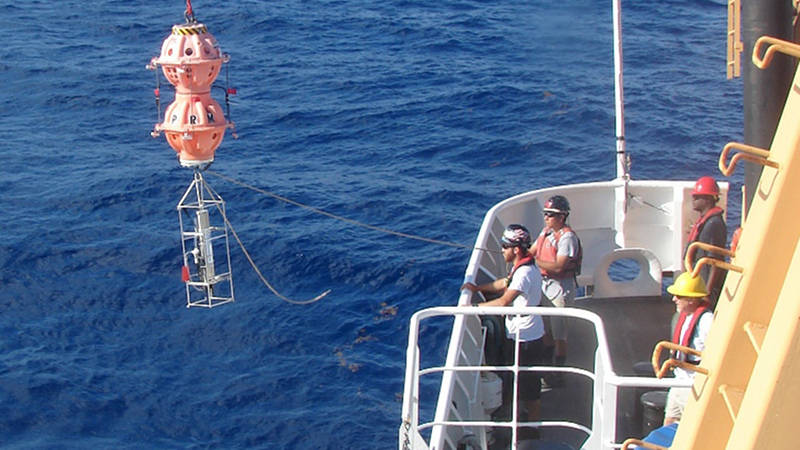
[153,23,225,92]
[150,22,232,167]
[160,93,227,164]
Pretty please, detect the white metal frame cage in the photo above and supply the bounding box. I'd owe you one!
[177,170,235,308]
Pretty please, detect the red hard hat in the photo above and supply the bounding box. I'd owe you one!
[691,176,720,197]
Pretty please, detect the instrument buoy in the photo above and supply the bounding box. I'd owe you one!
[148,1,236,308]
[147,2,235,167]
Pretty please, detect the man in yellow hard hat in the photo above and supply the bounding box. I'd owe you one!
[663,272,713,425]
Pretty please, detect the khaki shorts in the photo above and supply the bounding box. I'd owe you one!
[665,387,690,421]
[542,277,576,341]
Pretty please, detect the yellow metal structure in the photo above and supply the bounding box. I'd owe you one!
[726,0,742,79]
[684,241,743,279]
[652,341,709,379]
[664,37,800,449]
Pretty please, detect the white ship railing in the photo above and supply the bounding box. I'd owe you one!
[400,306,691,450]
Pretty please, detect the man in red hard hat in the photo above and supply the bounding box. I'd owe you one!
[685,176,727,307]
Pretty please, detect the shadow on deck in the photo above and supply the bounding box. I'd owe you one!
[490,295,675,449]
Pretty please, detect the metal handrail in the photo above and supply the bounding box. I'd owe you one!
[684,241,744,278]
[652,341,708,379]
[752,35,800,69]
[401,306,691,450]
[718,142,778,176]
[621,438,668,450]
[417,419,594,436]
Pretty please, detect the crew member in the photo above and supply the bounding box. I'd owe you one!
[462,224,545,436]
[685,176,727,307]
[533,195,580,383]
[663,272,713,425]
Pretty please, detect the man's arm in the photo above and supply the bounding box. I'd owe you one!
[461,279,519,306]
[699,216,727,293]
[706,266,723,294]
[480,288,520,307]
[461,278,507,296]
[535,254,570,275]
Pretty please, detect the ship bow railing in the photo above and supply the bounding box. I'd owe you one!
[400,306,690,450]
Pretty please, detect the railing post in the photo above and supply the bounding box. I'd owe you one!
[401,313,422,450]
[601,380,619,450]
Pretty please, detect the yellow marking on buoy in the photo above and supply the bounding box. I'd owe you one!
[172,24,208,35]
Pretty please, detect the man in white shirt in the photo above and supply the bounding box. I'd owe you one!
[462,224,545,433]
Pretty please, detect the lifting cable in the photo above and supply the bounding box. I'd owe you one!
[203,178,331,305]
[206,170,496,252]
[627,192,670,214]
[184,0,196,23]
[201,170,500,305]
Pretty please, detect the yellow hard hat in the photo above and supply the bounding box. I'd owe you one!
[667,272,708,298]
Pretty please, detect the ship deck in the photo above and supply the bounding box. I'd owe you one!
[490,295,676,449]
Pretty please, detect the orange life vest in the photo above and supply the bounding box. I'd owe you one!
[505,255,534,287]
[533,226,581,279]
[686,206,724,246]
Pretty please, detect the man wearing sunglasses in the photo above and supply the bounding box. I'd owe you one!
[533,195,581,386]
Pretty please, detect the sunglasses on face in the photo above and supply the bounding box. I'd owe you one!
[501,243,514,249]
[543,211,559,218]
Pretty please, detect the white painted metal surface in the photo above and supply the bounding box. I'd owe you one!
[400,307,692,450]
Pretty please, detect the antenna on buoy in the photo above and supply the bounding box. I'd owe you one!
[147,1,237,308]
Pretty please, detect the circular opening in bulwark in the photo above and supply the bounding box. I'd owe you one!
[608,258,641,282]
[185,48,193,56]
[212,133,218,140]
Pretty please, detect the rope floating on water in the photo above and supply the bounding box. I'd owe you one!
[204,178,331,305]
[202,170,502,305]
[206,170,496,252]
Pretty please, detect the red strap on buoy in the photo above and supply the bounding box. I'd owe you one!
[185,0,193,18]
[181,265,190,282]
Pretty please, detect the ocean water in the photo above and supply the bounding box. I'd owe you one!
[0,0,742,448]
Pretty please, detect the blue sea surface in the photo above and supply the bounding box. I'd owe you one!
[0,0,741,448]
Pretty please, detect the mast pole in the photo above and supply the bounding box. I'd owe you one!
[742,0,794,213]
[612,0,627,180]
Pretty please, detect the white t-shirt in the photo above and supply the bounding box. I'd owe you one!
[504,264,545,341]
[674,310,713,380]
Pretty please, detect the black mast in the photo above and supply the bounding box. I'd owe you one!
[742,2,796,212]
